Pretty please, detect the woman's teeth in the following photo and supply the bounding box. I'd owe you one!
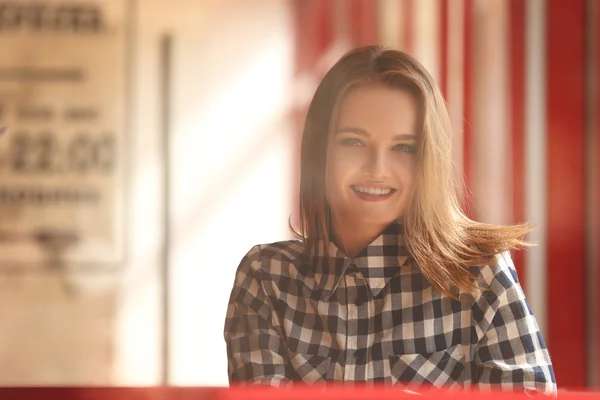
[352,186,394,196]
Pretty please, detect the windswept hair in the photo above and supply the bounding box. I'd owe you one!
[293,46,531,298]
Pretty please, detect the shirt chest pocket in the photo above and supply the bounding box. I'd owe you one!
[288,352,332,383]
[388,344,465,388]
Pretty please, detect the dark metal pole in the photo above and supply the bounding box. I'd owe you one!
[160,32,173,386]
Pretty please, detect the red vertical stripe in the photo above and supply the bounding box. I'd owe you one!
[547,0,586,388]
[594,0,600,387]
[350,0,378,47]
[508,0,526,290]
[439,0,449,98]
[293,0,317,77]
[462,0,473,217]
[402,0,414,53]
[315,0,334,57]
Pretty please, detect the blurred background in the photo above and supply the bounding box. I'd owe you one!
[0,0,597,391]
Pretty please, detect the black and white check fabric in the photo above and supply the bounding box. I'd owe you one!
[224,222,556,394]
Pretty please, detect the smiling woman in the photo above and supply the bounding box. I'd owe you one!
[224,46,556,394]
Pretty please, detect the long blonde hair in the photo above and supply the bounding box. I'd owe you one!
[294,46,531,298]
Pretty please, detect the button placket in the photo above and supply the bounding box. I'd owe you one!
[344,274,359,380]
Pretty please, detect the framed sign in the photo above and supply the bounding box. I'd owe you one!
[0,0,132,267]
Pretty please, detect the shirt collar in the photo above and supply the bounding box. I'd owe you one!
[308,221,411,299]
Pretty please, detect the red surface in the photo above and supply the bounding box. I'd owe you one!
[0,387,596,400]
[462,0,473,217]
[508,0,526,290]
[546,0,587,388]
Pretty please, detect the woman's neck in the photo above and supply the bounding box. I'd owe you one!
[331,217,388,258]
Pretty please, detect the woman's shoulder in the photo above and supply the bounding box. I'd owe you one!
[236,239,309,277]
[477,250,519,282]
[472,250,524,301]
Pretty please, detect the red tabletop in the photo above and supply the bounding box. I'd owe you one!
[0,387,597,400]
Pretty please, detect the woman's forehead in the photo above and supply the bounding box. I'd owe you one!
[335,84,418,136]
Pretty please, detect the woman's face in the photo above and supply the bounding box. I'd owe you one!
[326,84,418,230]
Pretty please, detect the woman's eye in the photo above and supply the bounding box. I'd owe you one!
[393,144,416,153]
[340,138,364,147]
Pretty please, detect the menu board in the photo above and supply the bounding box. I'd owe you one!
[0,0,131,266]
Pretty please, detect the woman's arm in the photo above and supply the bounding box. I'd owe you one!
[473,251,557,395]
[224,246,291,386]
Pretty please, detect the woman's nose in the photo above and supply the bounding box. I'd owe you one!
[364,148,391,180]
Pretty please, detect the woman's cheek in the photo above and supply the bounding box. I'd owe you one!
[334,148,366,167]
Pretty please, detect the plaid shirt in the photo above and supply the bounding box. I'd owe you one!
[224,222,556,394]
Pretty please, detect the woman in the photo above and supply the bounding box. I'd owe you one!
[224,46,556,394]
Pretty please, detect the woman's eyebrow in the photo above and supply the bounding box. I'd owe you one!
[336,127,417,141]
[392,134,417,141]
[336,126,369,136]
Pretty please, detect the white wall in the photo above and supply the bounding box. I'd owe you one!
[114,0,294,386]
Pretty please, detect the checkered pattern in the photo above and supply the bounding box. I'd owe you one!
[224,222,556,394]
